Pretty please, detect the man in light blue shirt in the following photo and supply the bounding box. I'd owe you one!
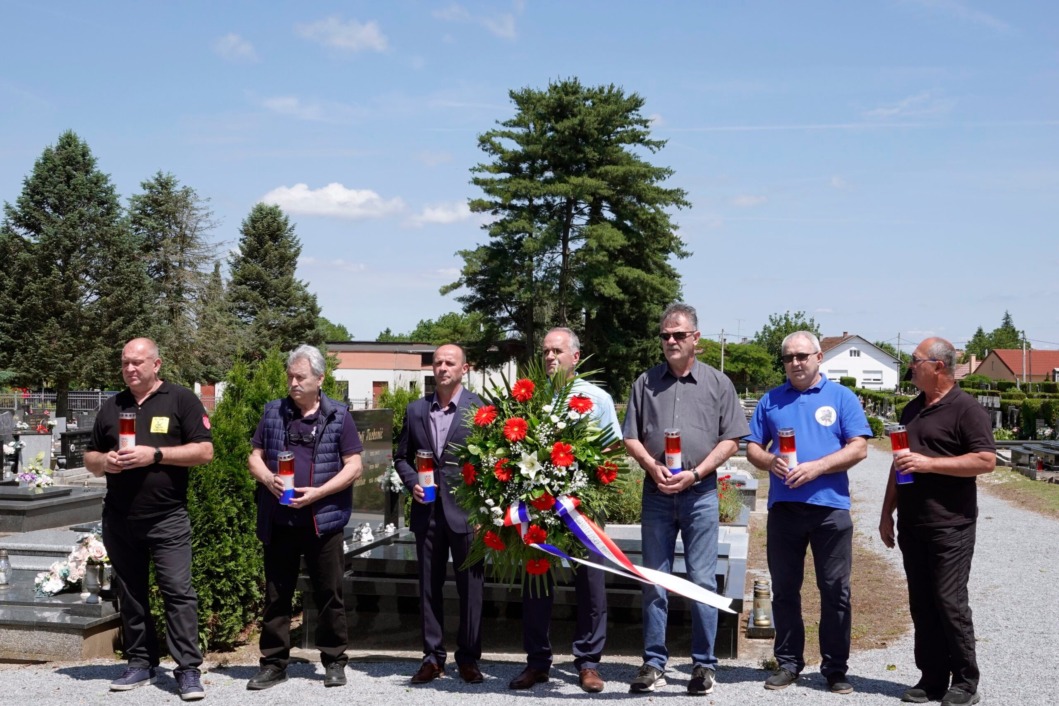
[746,331,871,695]
[508,327,619,694]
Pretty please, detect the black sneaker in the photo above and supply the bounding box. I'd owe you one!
[629,664,666,693]
[247,665,288,690]
[324,663,347,687]
[764,668,799,690]
[176,670,205,701]
[902,683,948,703]
[941,688,981,706]
[110,666,157,691]
[687,666,715,695]
[827,673,853,694]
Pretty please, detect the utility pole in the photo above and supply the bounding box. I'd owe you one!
[1022,331,1028,386]
[720,328,726,374]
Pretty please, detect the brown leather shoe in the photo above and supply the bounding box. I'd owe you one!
[458,662,484,684]
[508,666,549,690]
[579,668,605,693]
[411,661,444,684]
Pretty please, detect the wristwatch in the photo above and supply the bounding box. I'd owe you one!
[154,447,163,464]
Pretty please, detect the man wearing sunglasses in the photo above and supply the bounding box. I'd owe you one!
[745,331,871,695]
[623,303,749,696]
[879,338,994,706]
[247,345,364,690]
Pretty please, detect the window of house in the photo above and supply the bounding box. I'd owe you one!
[827,369,847,381]
[862,370,883,386]
[849,348,860,357]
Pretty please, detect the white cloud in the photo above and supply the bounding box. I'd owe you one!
[260,95,362,123]
[261,183,405,220]
[864,91,955,120]
[300,256,367,273]
[433,3,520,39]
[406,201,474,227]
[830,176,849,190]
[213,33,258,62]
[295,16,388,52]
[732,195,767,208]
[648,113,666,127]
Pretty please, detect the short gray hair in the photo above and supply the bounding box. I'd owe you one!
[547,327,581,353]
[781,331,821,354]
[287,344,326,377]
[661,302,698,331]
[924,338,957,376]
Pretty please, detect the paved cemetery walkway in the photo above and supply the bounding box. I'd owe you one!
[3,446,1057,705]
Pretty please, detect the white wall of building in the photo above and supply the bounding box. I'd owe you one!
[822,338,900,390]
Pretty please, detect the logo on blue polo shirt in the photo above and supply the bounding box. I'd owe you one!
[815,406,837,426]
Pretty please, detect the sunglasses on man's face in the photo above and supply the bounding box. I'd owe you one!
[659,331,695,342]
[780,352,814,365]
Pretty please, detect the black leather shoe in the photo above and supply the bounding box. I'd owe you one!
[324,663,347,687]
[411,661,444,684]
[509,666,549,690]
[458,662,484,684]
[247,666,287,690]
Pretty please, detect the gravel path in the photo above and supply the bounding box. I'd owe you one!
[3,446,1057,704]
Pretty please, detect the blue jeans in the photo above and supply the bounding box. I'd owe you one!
[640,478,719,671]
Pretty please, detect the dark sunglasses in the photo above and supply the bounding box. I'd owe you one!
[659,331,695,342]
[780,352,814,364]
[286,424,318,446]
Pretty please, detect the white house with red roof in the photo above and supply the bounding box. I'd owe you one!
[818,333,900,390]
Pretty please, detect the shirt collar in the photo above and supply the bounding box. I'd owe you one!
[782,374,827,394]
[430,386,463,411]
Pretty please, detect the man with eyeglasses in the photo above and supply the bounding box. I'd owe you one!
[394,344,485,686]
[623,303,749,696]
[879,338,994,706]
[745,331,871,695]
[246,344,363,690]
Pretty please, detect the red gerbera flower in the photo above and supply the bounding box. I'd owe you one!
[473,405,498,426]
[511,378,535,402]
[503,417,529,442]
[461,463,476,485]
[484,530,506,551]
[523,524,548,545]
[596,461,619,485]
[493,458,512,482]
[568,394,593,414]
[551,441,575,467]
[526,558,551,575]
[530,492,555,511]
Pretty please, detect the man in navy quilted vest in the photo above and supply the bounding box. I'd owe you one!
[246,344,363,691]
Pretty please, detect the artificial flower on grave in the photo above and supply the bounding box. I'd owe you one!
[34,531,110,596]
[16,452,53,490]
[452,362,624,585]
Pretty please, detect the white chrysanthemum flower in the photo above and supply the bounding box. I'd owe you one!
[493,518,505,526]
[485,498,495,507]
[550,414,560,424]
[480,506,489,514]
[491,507,503,516]
[556,421,566,430]
[568,410,580,421]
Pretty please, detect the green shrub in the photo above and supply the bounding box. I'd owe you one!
[1040,382,1059,394]
[867,416,885,438]
[993,427,1017,441]
[997,380,1017,392]
[1001,389,1027,401]
[378,385,422,454]
[839,376,857,388]
[960,373,993,389]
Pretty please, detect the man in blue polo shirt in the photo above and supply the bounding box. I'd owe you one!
[746,331,871,695]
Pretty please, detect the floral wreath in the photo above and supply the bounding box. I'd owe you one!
[452,363,624,584]
[34,532,110,596]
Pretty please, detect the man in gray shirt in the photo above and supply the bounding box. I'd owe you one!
[623,303,749,696]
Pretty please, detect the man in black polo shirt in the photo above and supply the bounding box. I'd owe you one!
[85,338,214,701]
[879,337,995,706]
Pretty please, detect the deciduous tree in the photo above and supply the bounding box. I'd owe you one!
[753,311,822,373]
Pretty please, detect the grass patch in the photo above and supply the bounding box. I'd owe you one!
[979,467,1059,520]
[746,468,909,665]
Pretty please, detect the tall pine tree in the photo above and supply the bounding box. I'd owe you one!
[227,203,322,359]
[444,78,690,398]
[128,171,219,385]
[0,131,150,413]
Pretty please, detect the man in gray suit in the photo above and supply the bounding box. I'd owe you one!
[395,344,485,685]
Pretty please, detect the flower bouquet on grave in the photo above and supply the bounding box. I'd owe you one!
[452,362,624,588]
[34,532,110,596]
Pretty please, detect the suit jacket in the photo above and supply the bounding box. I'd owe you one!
[395,387,482,534]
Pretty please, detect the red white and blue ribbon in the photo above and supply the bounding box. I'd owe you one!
[502,496,734,613]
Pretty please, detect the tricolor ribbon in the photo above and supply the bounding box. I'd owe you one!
[502,496,734,613]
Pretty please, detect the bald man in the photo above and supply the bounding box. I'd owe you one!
[85,338,214,700]
[395,344,485,685]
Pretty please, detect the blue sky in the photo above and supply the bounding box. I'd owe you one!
[2,1,1057,356]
